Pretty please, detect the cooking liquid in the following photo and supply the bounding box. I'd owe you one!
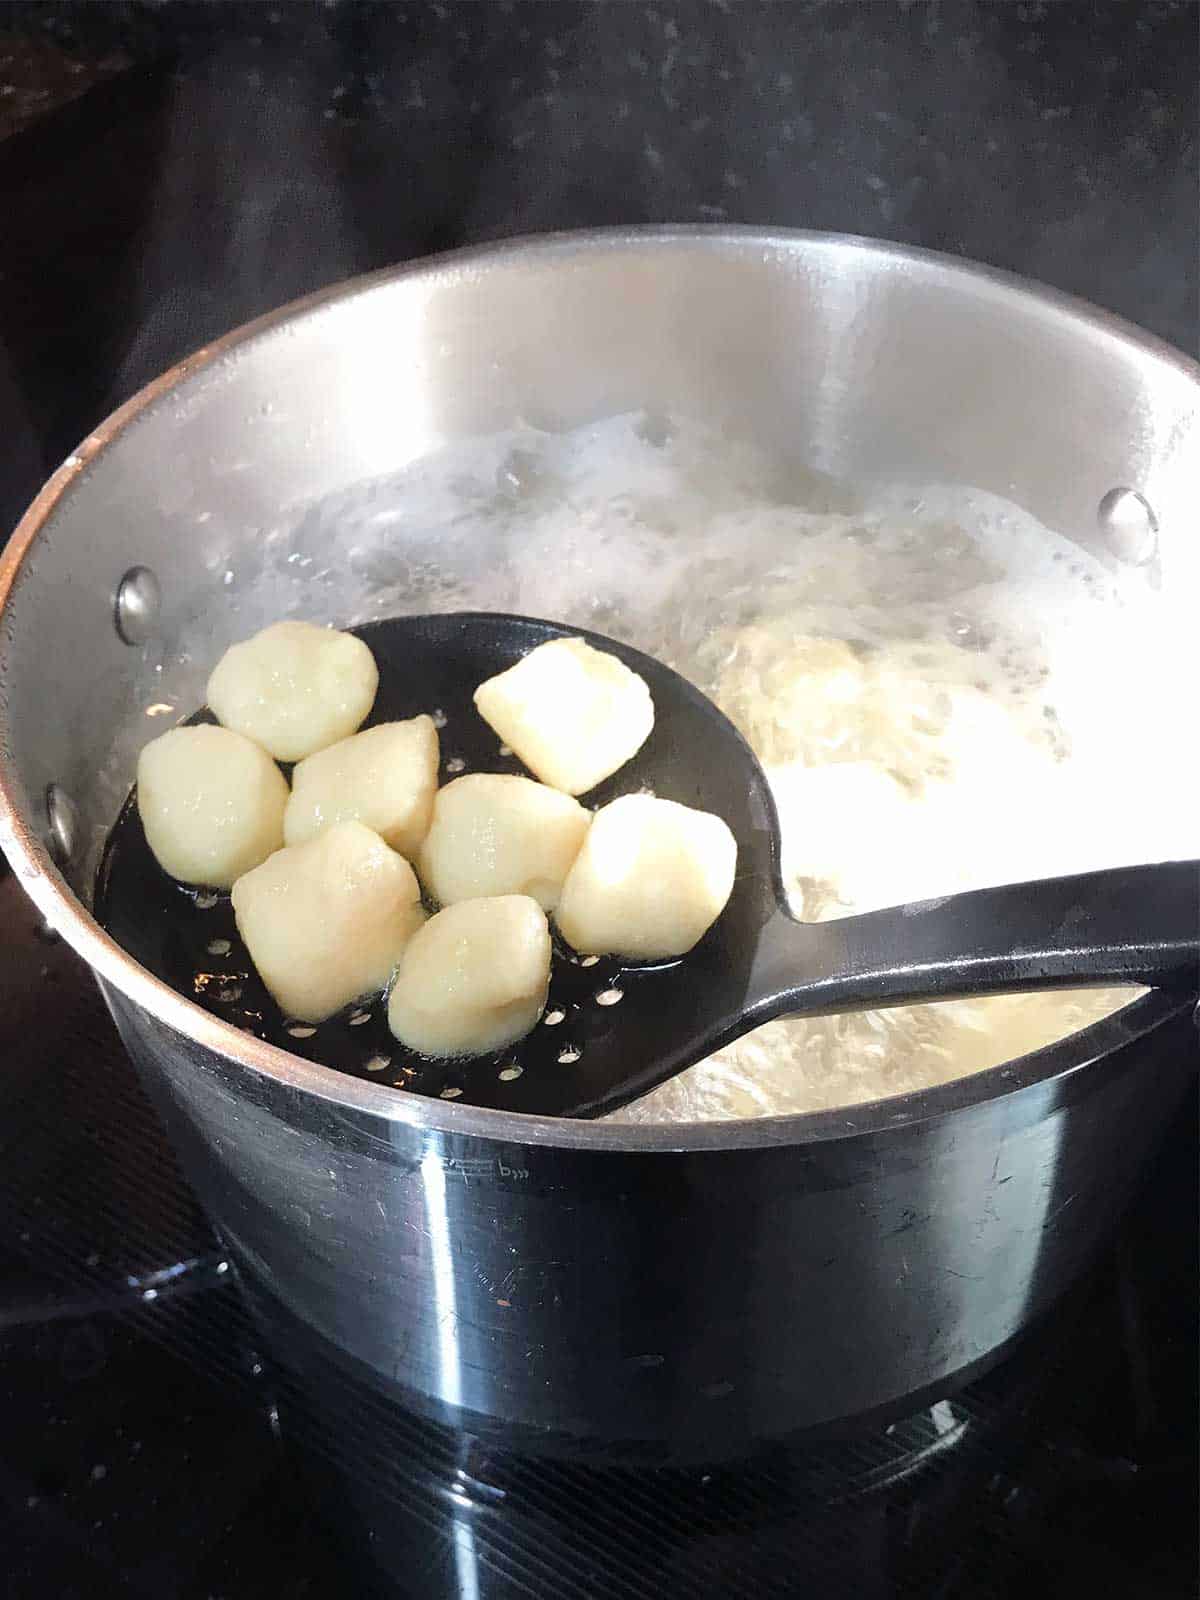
[96,415,1194,1122]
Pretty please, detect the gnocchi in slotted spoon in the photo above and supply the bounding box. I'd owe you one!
[106,612,1197,1118]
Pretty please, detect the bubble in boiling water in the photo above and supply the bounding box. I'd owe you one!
[945,610,990,652]
[633,411,673,448]
[496,448,545,497]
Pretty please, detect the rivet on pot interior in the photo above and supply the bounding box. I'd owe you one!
[1097,487,1158,566]
[114,565,161,645]
[45,782,78,868]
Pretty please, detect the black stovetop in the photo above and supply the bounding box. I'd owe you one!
[0,5,1196,1596]
[2,868,1196,1600]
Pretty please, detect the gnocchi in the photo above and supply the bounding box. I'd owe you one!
[418,773,590,910]
[207,620,378,762]
[285,715,439,858]
[473,636,653,795]
[556,794,737,960]
[137,723,288,889]
[387,895,552,1057]
[231,820,425,1023]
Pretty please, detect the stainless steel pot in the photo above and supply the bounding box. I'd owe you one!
[1,230,1195,1463]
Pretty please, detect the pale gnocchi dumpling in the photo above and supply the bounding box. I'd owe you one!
[207,620,378,763]
[418,773,590,911]
[231,820,424,1023]
[556,794,737,960]
[284,715,439,858]
[137,723,288,889]
[387,895,552,1057]
[473,637,654,795]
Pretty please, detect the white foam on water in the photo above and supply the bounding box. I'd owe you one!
[98,414,1195,1121]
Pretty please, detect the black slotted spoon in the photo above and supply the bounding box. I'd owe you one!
[98,612,1198,1118]
[362,613,1198,1117]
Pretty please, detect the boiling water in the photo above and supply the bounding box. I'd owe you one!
[101,414,1194,1122]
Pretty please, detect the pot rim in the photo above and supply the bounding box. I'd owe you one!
[1,225,1195,1153]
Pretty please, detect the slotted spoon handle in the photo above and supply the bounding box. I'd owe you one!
[749,860,1198,1023]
